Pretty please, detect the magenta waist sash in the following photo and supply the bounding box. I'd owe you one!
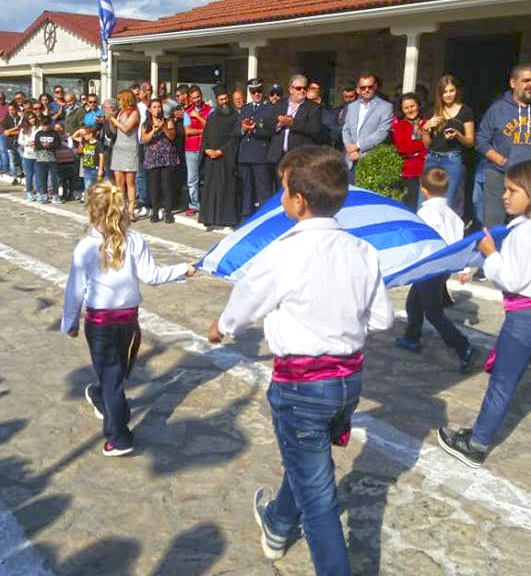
[272,352,364,383]
[84,307,139,325]
[503,294,531,311]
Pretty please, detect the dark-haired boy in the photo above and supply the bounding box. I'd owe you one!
[396,166,478,372]
[208,146,393,576]
[35,117,61,203]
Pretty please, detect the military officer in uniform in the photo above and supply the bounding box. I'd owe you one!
[235,78,274,218]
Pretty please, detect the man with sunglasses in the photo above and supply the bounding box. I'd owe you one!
[83,94,104,127]
[49,85,65,122]
[342,72,393,182]
[265,74,321,166]
[235,78,274,217]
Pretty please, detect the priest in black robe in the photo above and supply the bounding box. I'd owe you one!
[199,85,240,228]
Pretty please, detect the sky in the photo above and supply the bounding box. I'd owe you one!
[0,0,212,32]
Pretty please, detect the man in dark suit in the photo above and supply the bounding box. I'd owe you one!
[265,74,321,166]
[235,78,275,217]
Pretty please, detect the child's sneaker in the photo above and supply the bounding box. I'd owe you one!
[459,345,479,374]
[39,194,50,204]
[437,427,487,468]
[51,195,64,204]
[395,337,422,353]
[102,442,133,457]
[253,487,301,560]
[26,192,34,201]
[85,383,104,420]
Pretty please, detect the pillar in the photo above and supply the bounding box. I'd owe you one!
[239,40,268,101]
[150,54,159,92]
[391,25,438,93]
[31,66,43,98]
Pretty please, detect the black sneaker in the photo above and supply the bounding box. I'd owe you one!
[473,269,487,282]
[164,211,174,224]
[150,212,160,223]
[437,427,487,468]
[85,383,104,420]
[395,337,422,353]
[459,345,479,374]
[253,487,300,560]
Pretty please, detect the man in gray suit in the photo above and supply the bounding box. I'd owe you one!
[342,72,393,182]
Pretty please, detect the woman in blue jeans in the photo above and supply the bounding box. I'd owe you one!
[438,159,531,468]
[421,75,475,212]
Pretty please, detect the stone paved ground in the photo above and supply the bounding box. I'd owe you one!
[0,181,529,576]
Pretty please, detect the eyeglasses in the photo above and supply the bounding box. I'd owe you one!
[291,86,307,92]
[88,100,98,105]
[54,89,63,94]
[33,106,43,110]
[359,84,376,91]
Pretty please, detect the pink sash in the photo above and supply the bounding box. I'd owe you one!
[84,307,139,325]
[272,352,364,383]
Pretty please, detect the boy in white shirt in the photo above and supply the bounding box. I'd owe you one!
[396,166,478,373]
[208,146,393,576]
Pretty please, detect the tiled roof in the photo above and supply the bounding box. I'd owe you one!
[113,0,423,38]
[0,32,23,55]
[0,10,150,58]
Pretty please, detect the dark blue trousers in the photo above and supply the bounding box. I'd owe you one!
[405,274,469,357]
[239,163,274,216]
[85,322,140,448]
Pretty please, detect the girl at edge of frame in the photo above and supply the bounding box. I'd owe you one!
[61,181,196,457]
[421,74,475,213]
[439,158,531,467]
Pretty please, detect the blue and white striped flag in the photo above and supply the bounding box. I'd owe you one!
[197,187,510,288]
[98,0,117,61]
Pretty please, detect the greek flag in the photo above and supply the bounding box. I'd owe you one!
[98,0,117,61]
[197,187,510,288]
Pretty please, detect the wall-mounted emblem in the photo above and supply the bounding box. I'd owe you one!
[43,21,58,53]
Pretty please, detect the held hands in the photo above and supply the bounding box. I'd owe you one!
[208,319,224,344]
[477,227,497,257]
[276,115,294,128]
[241,118,256,132]
[186,262,197,277]
[443,128,458,140]
[424,116,444,131]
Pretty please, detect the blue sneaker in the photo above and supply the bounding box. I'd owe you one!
[395,337,422,353]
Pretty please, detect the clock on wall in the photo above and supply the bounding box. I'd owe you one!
[43,21,58,53]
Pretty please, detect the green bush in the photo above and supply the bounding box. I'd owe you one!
[355,144,404,201]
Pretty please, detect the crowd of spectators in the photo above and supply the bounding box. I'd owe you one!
[0,63,530,231]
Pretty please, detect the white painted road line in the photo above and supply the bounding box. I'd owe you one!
[0,191,504,303]
[0,240,529,532]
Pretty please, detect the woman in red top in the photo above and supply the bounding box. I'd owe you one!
[392,92,426,210]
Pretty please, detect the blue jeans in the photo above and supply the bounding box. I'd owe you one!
[471,159,486,225]
[83,167,98,192]
[185,150,201,210]
[419,151,465,210]
[264,374,362,576]
[7,149,20,178]
[472,309,531,446]
[37,162,59,195]
[135,146,150,207]
[85,321,139,449]
[0,134,8,172]
[22,157,40,194]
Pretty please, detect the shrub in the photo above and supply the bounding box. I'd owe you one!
[355,144,404,200]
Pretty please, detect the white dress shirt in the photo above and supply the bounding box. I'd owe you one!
[61,229,188,332]
[356,100,370,142]
[282,99,302,152]
[417,197,464,244]
[483,215,531,297]
[218,218,394,357]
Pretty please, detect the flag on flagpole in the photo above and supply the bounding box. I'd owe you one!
[197,187,510,288]
[98,0,117,61]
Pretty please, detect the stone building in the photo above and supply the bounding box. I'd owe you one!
[108,0,531,115]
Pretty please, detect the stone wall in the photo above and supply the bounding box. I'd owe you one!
[224,15,531,107]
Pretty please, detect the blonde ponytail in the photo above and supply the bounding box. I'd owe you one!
[86,180,129,271]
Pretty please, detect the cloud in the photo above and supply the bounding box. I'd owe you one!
[0,0,212,32]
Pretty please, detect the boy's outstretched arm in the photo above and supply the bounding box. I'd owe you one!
[209,247,280,343]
